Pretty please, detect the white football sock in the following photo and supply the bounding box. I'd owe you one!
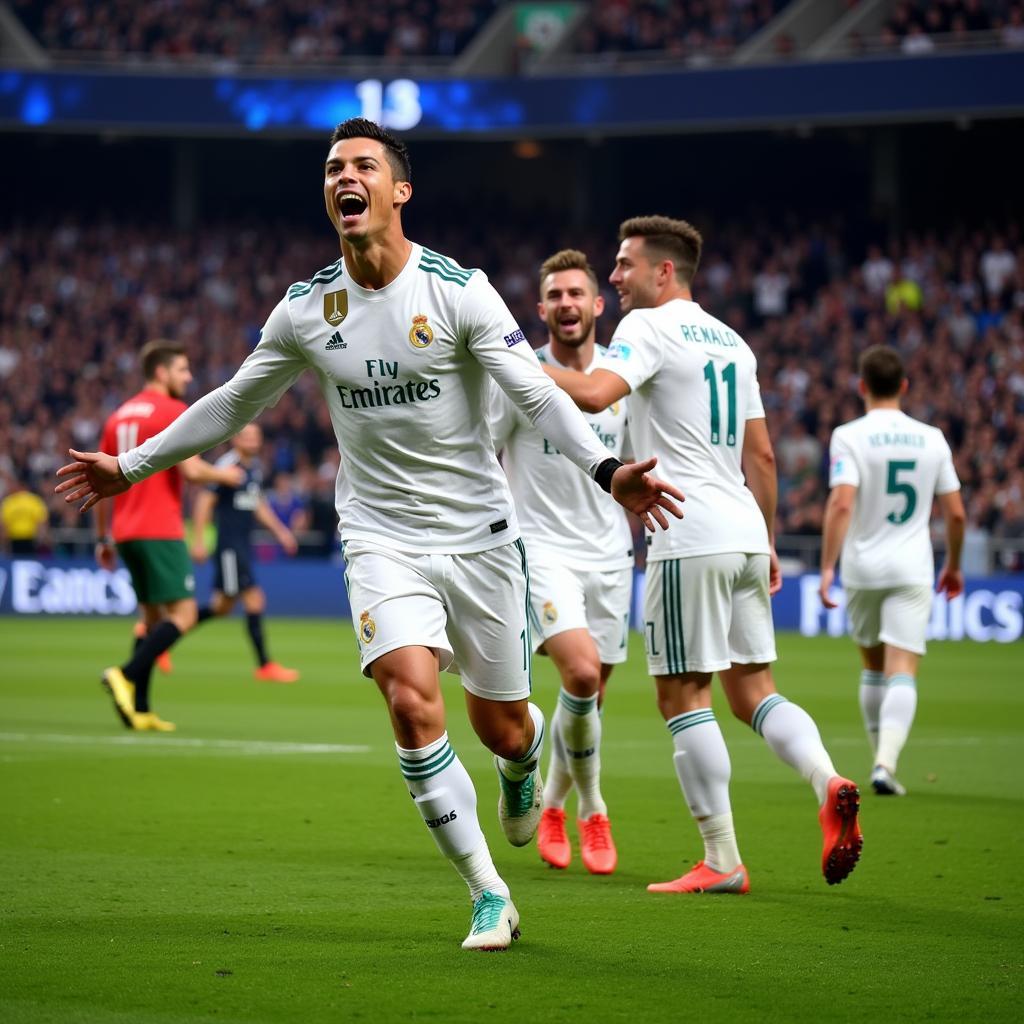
[666,709,741,872]
[876,673,917,774]
[859,669,886,755]
[496,702,544,782]
[397,733,508,900]
[752,695,837,806]
[557,688,607,819]
[542,699,573,810]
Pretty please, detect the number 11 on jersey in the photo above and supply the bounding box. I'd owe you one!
[703,360,737,447]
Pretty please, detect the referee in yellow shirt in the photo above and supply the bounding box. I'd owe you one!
[1,485,49,555]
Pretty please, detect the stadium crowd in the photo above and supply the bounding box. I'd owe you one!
[11,0,499,62]
[573,0,787,60]
[1,216,1022,565]
[878,1,1024,52]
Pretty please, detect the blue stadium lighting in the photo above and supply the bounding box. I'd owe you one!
[21,83,52,126]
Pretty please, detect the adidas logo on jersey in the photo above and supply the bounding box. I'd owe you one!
[325,331,346,350]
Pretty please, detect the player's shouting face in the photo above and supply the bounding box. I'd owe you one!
[609,236,664,313]
[538,268,605,349]
[324,137,411,246]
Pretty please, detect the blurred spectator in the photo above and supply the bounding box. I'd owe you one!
[1,480,49,555]
[267,473,309,535]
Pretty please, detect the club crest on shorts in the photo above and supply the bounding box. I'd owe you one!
[409,314,434,349]
[359,610,376,644]
[324,289,348,326]
[542,601,558,626]
[608,401,621,416]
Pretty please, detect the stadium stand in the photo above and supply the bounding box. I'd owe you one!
[1,216,1020,566]
[9,0,501,62]
[573,0,789,60]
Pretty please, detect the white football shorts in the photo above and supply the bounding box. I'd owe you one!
[644,552,777,675]
[845,584,933,656]
[527,551,632,665]
[341,538,533,701]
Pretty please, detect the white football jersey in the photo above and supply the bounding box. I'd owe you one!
[119,243,614,554]
[829,409,960,587]
[490,343,634,571]
[603,298,770,561]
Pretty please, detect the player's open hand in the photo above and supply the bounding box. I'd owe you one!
[55,449,130,513]
[818,567,839,609]
[610,457,684,532]
[936,565,964,600]
[191,543,209,564]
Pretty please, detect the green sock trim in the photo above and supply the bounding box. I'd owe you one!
[860,670,886,686]
[558,689,598,716]
[751,694,788,736]
[887,673,916,688]
[667,709,716,736]
[398,742,455,780]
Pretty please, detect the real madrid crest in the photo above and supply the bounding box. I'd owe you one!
[359,609,376,644]
[409,313,434,349]
[609,401,621,416]
[542,601,558,626]
[324,289,348,326]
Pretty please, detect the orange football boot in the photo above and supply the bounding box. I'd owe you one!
[254,662,300,684]
[647,861,750,894]
[819,776,863,885]
[579,814,617,875]
[537,807,571,869]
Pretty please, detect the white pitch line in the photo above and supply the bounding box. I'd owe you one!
[0,732,370,756]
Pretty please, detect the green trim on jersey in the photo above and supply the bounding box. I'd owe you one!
[514,538,534,691]
[288,259,345,301]
[418,248,474,287]
[662,559,687,674]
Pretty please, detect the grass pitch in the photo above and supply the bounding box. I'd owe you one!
[1,617,1021,1023]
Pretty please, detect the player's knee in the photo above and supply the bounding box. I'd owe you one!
[472,713,530,760]
[560,656,601,697]
[379,679,441,737]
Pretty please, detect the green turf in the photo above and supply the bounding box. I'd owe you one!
[1,618,1021,1023]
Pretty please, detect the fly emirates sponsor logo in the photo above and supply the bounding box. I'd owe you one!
[335,359,442,410]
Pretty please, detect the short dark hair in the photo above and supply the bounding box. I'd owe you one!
[328,117,412,183]
[618,215,703,284]
[539,249,599,295]
[140,340,186,382]
[859,344,905,398]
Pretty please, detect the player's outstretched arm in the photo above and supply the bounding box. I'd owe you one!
[543,364,630,414]
[819,484,856,609]
[256,499,299,556]
[936,490,966,599]
[56,449,130,513]
[608,457,684,533]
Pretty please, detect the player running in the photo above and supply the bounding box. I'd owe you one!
[543,215,863,892]
[489,249,630,875]
[57,119,684,951]
[819,345,965,797]
[191,423,302,684]
[95,341,243,731]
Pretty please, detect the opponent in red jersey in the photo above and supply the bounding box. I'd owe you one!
[93,341,241,731]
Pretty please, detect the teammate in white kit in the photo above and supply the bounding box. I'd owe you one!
[489,249,631,875]
[543,215,863,893]
[56,121,684,950]
[819,345,965,797]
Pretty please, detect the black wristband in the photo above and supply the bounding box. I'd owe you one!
[594,457,624,493]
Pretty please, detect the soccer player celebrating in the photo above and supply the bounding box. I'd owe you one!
[95,341,243,731]
[819,345,965,797]
[191,423,301,684]
[489,249,630,875]
[542,215,863,892]
[57,119,684,950]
